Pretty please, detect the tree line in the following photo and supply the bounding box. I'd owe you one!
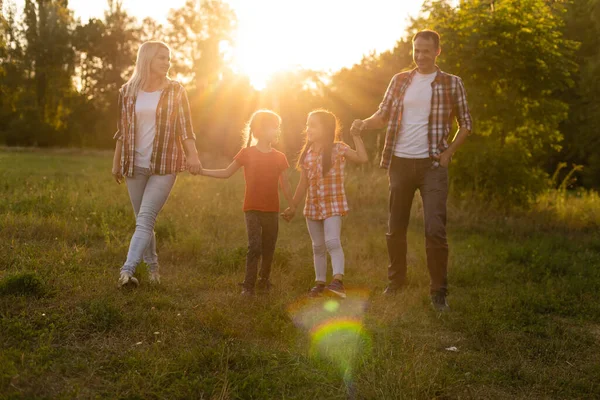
[1,0,599,205]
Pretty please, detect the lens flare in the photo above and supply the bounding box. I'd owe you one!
[323,299,340,313]
[287,289,371,395]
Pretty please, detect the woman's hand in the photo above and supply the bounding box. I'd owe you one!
[187,155,203,175]
[112,166,124,184]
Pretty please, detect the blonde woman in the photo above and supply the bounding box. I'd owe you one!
[111,41,202,288]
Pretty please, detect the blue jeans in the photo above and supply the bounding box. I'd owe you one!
[121,166,176,274]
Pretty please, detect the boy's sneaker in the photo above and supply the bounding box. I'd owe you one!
[241,287,255,297]
[149,271,161,284]
[118,271,139,288]
[431,292,450,312]
[255,279,273,294]
[325,279,346,299]
[308,284,326,297]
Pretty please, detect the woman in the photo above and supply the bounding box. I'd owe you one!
[111,41,202,288]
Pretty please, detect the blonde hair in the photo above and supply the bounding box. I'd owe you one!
[123,41,170,96]
[243,109,281,147]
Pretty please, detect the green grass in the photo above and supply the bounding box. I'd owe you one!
[1,149,599,399]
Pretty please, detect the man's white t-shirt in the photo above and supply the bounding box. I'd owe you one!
[394,71,437,159]
[134,90,162,168]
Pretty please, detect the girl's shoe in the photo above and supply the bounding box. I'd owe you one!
[118,271,139,288]
[308,284,326,297]
[325,279,346,299]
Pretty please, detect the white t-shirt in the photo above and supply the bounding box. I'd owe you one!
[134,90,162,168]
[394,71,437,158]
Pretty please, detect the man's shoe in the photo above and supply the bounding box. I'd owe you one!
[256,279,273,294]
[431,292,450,312]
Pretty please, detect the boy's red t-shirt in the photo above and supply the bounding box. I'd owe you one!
[234,147,290,212]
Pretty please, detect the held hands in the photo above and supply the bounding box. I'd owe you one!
[280,206,296,222]
[350,119,366,136]
[187,155,203,175]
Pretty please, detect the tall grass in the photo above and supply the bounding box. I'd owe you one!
[0,149,599,399]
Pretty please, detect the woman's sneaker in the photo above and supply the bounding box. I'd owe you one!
[308,283,326,297]
[118,271,139,288]
[325,279,346,299]
[149,271,161,284]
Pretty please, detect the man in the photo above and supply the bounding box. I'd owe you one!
[351,30,472,311]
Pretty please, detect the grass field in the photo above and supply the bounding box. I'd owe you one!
[1,149,599,399]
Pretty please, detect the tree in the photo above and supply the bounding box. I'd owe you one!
[406,0,578,205]
[557,0,600,187]
[411,0,577,155]
[71,0,140,147]
[165,0,236,90]
[0,1,26,138]
[0,0,76,146]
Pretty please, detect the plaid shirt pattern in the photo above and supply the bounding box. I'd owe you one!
[302,143,350,220]
[376,67,472,169]
[113,80,196,177]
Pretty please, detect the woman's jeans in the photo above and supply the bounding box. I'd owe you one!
[120,166,176,274]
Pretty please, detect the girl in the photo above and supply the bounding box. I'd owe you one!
[112,41,202,288]
[201,110,293,296]
[283,110,368,298]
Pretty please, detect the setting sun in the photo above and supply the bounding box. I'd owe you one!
[227,0,422,90]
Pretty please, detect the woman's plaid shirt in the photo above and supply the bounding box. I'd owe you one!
[376,67,472,169]
[113,80,196,177]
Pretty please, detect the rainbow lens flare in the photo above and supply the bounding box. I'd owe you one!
[288,289,371,392]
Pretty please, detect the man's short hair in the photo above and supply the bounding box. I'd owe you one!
[412,30,441,49]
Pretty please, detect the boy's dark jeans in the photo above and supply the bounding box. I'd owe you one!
[243,211,279,289]
[386,156,449,295]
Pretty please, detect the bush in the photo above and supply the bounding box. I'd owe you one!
[451,137,549,209]
[0,272,46,297]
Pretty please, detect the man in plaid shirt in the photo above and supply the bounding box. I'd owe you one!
[352,30,472,311]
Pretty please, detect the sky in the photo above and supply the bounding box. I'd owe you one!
[6,0,431,88]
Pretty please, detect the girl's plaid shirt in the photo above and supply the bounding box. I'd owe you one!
[302,143,350,220]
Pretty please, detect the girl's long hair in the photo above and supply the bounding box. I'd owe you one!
[243,109,281,147]
[296,109,341,176]
[123,41,170,96]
